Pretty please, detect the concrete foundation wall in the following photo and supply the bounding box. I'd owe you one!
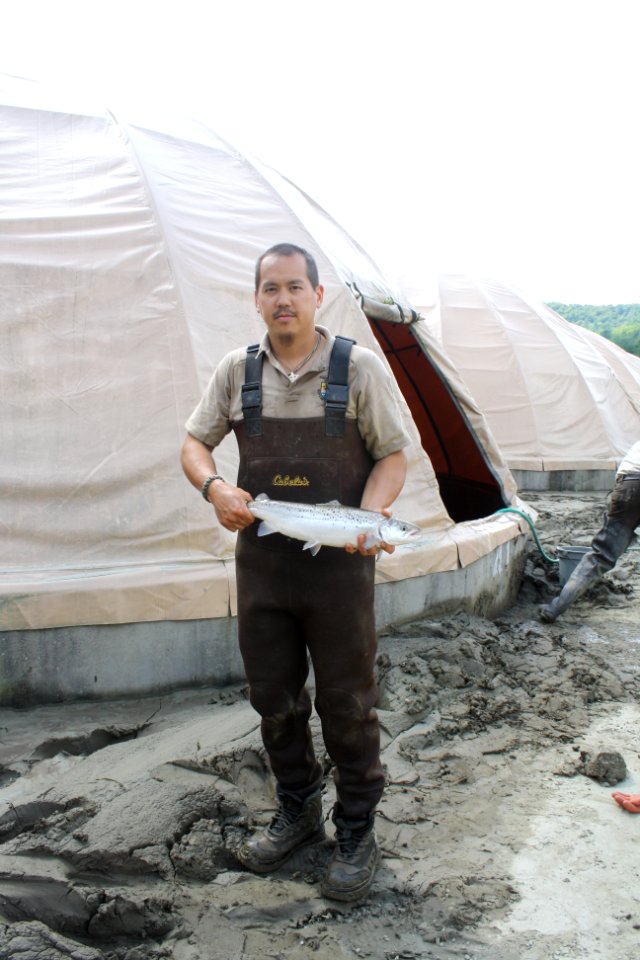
[0,535,527,707]
[513,468,616,493]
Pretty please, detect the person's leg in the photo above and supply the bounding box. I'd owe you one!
[539,549,601,622]
[236,544,323,794]
[239,606,322,794]
[591,477,640,569]
[303,555,383,819]
[540,481,639,623]
[301,553,382,901]
[235,550,324,872]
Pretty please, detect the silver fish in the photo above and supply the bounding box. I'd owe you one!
[247,494,422,556]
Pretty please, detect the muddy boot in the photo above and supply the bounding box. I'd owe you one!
[321,806,379,902]
[538,553,601,623]
[236,790,325,874]
[539,600,561,623]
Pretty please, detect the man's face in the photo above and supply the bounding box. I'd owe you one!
[255,253,324,345]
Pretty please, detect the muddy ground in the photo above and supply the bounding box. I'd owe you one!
[1,491,639,960]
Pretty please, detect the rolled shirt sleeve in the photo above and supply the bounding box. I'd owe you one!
[185,351,240,448]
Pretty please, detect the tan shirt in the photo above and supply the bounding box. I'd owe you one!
[618,441,640,475]
[186,325,410,462]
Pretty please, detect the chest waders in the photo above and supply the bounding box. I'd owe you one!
[233,337,385,819]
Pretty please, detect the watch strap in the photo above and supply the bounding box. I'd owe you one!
[201,474,224,500]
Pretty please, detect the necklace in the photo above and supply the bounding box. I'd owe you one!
[276,333,321,384]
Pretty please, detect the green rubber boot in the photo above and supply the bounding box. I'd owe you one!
[539,552,601,623]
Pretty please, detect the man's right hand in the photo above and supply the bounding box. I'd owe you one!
[207,481,254,533]
[180,434,254,533]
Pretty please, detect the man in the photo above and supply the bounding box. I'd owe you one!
[539,440,640,623]
[181,242,410,901]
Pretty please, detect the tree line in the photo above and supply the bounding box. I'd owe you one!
[546,303,640,357]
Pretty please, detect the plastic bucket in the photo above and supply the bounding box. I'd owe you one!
[557,545,591,586]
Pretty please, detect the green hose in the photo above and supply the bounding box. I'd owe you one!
[493,507,559,565]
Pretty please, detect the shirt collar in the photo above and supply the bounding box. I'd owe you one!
[258,325,334,366]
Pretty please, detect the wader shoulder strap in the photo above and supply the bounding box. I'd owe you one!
[241,344,263,437]
[325,335,355,437]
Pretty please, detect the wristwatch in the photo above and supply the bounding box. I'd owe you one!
[201,474,225,501]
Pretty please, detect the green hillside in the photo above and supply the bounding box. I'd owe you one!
[546,303,640,357]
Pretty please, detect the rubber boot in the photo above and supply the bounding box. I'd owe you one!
[236,790,325,874]
[539,552,601,623]
[321,805,379,902]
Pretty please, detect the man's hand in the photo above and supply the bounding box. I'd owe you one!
[345,448,407,557]
[208,481,254,533]
[180,434,253,533]
[345,508,396,557]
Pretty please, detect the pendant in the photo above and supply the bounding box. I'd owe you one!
[287,371,298,384]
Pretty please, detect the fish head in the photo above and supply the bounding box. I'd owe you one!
[379,517,422,545]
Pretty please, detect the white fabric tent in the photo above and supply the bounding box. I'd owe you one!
[0,78,525,641]
[421,275,640,482]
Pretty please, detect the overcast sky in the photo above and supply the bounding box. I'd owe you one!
[2,0,639,304]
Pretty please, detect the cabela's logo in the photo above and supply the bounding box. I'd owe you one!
[272,474,310,487]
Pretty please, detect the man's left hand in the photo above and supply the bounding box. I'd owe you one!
[345,508,396,557]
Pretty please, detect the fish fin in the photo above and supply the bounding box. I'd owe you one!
[257,520,277,537]
[303,540,322,556]
[318,499,341,507]
[255,493,270,502]
[362,534,380,550]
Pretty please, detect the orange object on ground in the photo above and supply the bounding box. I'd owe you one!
[611,791,640,813]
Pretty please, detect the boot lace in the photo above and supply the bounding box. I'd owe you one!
[269,796,303,834]
[336,820,370,857]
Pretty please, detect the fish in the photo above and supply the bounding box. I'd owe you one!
[247,494,422,556]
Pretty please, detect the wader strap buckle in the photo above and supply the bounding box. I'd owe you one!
[325,335,355,437]
[242,344,263,437]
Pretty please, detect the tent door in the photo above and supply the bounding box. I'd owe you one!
[367,316,509,522]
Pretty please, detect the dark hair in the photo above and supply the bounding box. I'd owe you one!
[254,243,320,291]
